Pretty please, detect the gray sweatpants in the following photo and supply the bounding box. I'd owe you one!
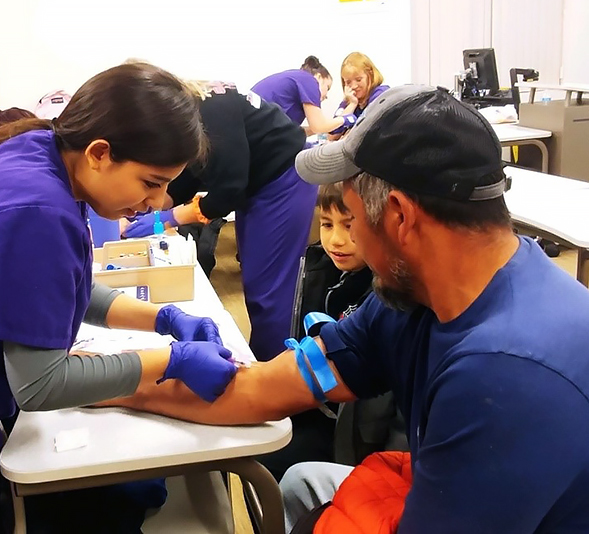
[279,462,352,533]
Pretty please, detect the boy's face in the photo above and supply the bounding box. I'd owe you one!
[320,207,366,272]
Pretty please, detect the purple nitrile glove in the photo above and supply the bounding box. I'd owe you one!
[123,209,177,238]
[329,113,357,135]
[158,341,237,402]
[155,305,223,345]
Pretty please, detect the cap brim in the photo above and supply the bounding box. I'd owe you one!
[295,140,361,185]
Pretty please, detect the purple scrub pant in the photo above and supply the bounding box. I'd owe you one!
[235,165,317,362]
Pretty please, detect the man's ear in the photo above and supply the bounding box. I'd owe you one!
[384,190,417,246]
[84,140,112,171]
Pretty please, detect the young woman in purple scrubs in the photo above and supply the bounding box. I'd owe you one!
[252,56,357,134]
[0,63,237,532]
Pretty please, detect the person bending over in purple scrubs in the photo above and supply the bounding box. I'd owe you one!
[252,56,357,134]
[123,81,316,362]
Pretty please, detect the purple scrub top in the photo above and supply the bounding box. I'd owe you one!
[252,69,322,125]
[0,129,92,417]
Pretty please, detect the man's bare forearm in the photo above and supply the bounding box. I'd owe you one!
[99,348,356,425]
[108,365,308,424]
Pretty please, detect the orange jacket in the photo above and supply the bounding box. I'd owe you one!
[315,451,412,534]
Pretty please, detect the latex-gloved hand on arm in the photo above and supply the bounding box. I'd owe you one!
[156,304,222,345]
[158,341,237,402]
[123,209,178,238]
[329,114,357,135]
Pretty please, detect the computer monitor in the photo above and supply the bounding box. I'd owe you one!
[463,48,500,95]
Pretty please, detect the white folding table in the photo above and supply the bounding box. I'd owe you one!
[0,264,292,534]
[504,165,589,285]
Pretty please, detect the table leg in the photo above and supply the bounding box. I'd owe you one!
[10,483,26,534]
[204,458,285,534]
[576,249,589,286]
[502,139,549,173]
[524,140,549,173]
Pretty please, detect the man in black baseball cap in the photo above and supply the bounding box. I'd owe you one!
[275,85,589,532]
[295,84,514,313]
[99,86,589,533]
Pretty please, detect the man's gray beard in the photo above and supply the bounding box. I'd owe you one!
[372,258,417,312]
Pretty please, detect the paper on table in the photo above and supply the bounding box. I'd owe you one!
[478,104,518,124]
[54,428,89,452]
[74,309,254,365]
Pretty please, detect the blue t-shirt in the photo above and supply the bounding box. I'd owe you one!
[0,129,92,418]
[320,236,589,533]
[251,69,321,125]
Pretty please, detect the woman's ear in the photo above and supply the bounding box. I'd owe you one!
[84,140,112,171]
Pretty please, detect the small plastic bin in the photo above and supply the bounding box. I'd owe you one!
[93,240,195,303]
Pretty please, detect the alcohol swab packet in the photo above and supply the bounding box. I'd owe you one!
[54,428,89,452]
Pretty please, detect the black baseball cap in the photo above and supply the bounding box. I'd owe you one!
[295,85,508,201]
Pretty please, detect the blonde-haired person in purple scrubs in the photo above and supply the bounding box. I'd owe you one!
[331,51,390,138]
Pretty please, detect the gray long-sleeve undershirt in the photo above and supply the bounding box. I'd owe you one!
[3,282,142,412]
[84,281,120,327]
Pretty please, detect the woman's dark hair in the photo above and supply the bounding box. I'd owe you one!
[0,107,36,126]
[0,62,207,167]
[300,56,331,80]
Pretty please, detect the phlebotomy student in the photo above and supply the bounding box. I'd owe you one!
[0,63,238,422]
[124,81,317,362]
[252,55,357,134]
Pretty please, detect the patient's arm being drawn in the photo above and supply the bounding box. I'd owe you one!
[98,343,357,425]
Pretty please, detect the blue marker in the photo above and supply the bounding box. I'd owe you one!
[105,264,122,270]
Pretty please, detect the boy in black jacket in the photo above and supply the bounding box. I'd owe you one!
[291,183,373,339]
[259,183,401,481]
